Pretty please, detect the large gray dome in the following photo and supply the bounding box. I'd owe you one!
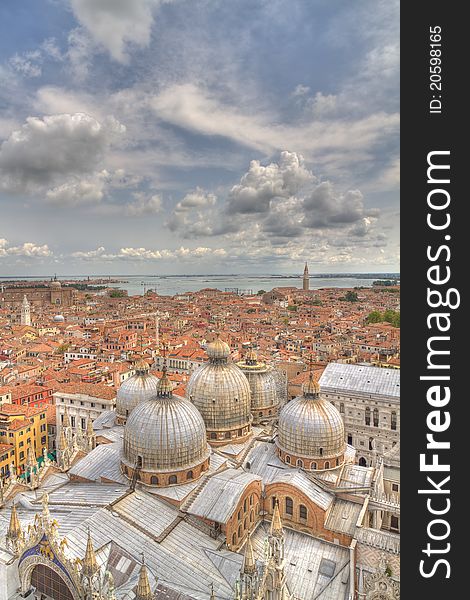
[187,337,252,443]
[277,374,345,467]
[122,370,210,480]
[237,350,279,424]
[116,360,159,422]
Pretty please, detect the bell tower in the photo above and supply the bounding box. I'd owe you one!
[302,262,309,291]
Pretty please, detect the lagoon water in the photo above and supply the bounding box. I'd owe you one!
[1,274,398,296]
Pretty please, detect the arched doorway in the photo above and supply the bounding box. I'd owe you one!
[30,564,75,600]
[359,457,368,467]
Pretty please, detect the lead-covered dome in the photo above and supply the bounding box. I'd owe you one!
[121,368,210,486]
[237,349,279,425]
[187,336,252,445]
[116,359,159,424]
[276,373,345,470]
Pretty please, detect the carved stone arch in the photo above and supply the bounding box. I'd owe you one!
[19,555,81,600]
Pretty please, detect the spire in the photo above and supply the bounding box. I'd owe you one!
[242,532,256,575]
[82,527,99,579]
[58,428,68,451]
[271,500,283,537]
[209,583,216,600]
[135,554,154,600]
[86,417,94,437]
[156,361,173,397]
[62,405,71,428]
[7,503,23,542]
[303,262,309,275]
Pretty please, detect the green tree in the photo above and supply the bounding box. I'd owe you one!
[366,311,383,324]
[109,289,125,298]
[257,289,266,295]
[56,343,70,354]
[343,291,358,302]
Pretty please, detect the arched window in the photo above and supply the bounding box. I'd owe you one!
[250,509,254,523]
[272,496,277,509]
[187,470,193,480]
[137,455,143,468]
[150,475,158,485]
[347,434,353,445]
[373,408,379,427]
[299,505,308,520]
[365,407,371,426]
[296,459,304,468]
[238,524,242,538]
[324,461,330,469]
[285,496,293,516]
[319,447,323,456]
[238,429,243,436]
[244,498,247,512]
[310,461,317,470]
[391,411,397,430]
[336,458,339,466]
[359,457,367,467]
[369,438,374,450]
[210,432,217,439]
[285,455,291,464]
[169,474,177,485]
[340,402,345,414]
[225,431,231,439]
[250,495,253,506]
[259,412,263,417]
[244,517,248,530]
[232,532,237,547]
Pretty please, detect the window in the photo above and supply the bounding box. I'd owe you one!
[392,483,399,492]
[210,432,217,439]
[244,517,248,530]
[299,505,308,520]
[365,407,371,425]
[238,524,242,538]
[310,461,317,470]
[150,476,159,485]
[347,434,353,445]
[359,457,367,467]
[187,470,193,480]
[285,497,293,516]
[272,496,277,509]
[390,516,399,530]
[324,461,330,469]
[250,495,253,506]
[91,403,95,407]
[296,458,304,468]
[250,509,254,523]
[391,411,397,430]
[137,455,143,468]
[19,441,24,448]
[41,436,46,445]
[20,451,25,460]
[340,402,344,414]
[285,455,291,464]
[101,404,106,409]
[225,431,231,439]
[319,447,323,456]
[71,416,75,428]
[238,429,243,436]
[244,498,247,512]
[169,475,177,485]
[232,533,237,547]
[373,408,379,427]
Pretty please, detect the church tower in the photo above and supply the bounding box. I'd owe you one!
[302,263,309,291]
[20,295,31,326]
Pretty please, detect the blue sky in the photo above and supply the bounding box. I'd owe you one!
[0,0,399,275]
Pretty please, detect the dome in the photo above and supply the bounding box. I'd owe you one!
[276,374,345,470]
[50,277,61,289]
[122,368,210,486]
[206,337,230,360]
[237,351,279,424]
[187,338,252,445]
[116,362,160,423]
[53,314,65,322]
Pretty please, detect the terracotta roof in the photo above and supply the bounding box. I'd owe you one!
[54,382,116,400]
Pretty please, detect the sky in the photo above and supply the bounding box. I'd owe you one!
[0,0,399,276]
